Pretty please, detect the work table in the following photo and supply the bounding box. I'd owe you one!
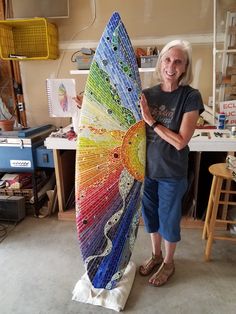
[45,126,236,152]
[44,126,236,220]
[189,129,236,151]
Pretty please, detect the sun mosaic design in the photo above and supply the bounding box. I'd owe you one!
[75,12,146,290]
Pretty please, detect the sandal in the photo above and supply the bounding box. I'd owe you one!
[139,252,163,276]
[149,261,175,287]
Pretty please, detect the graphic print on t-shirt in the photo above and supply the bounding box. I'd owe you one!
[150,104,175,127]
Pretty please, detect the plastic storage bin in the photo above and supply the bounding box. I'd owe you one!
[140,55,158,68]
[76,55,93,70]
[0,18,59,60]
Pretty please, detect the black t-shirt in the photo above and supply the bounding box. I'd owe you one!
[143,84,204,178]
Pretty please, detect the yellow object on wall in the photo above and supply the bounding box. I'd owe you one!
[0,18,59,60]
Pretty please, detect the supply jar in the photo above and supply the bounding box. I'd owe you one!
[217,112,226,129]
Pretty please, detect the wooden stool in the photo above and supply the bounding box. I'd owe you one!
[202,163,236,261]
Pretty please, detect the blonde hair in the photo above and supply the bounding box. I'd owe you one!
[155,40,193,86]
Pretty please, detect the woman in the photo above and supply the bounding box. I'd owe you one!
[139,40,204,286]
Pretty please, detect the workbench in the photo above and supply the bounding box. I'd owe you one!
[0,125,55,217]
[45,126,236,221]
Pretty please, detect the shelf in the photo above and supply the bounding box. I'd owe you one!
[70,69,90,74]
[70,67,155,75]
[215,49,236,54]
[213,2,236,121]
[138,67,155,72]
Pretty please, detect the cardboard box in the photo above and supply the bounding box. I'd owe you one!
[231,74,236,86]
[227,66,236,75]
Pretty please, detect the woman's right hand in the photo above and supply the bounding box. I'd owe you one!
[73,95,83,109]
[140,93,155,126]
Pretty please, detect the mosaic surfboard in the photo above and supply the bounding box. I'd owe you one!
[75,12,145,290]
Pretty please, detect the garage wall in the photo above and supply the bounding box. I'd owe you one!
[19,0,214,127]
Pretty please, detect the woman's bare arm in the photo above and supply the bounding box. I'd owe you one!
[140,93,199,151]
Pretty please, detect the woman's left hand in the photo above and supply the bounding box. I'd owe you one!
[140,93,155,126]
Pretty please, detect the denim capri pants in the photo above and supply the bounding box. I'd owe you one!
[141,176,188,242]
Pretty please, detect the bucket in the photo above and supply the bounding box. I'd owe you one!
[0,119,14,131]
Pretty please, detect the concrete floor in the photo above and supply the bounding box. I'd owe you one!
[0,216,236,314]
